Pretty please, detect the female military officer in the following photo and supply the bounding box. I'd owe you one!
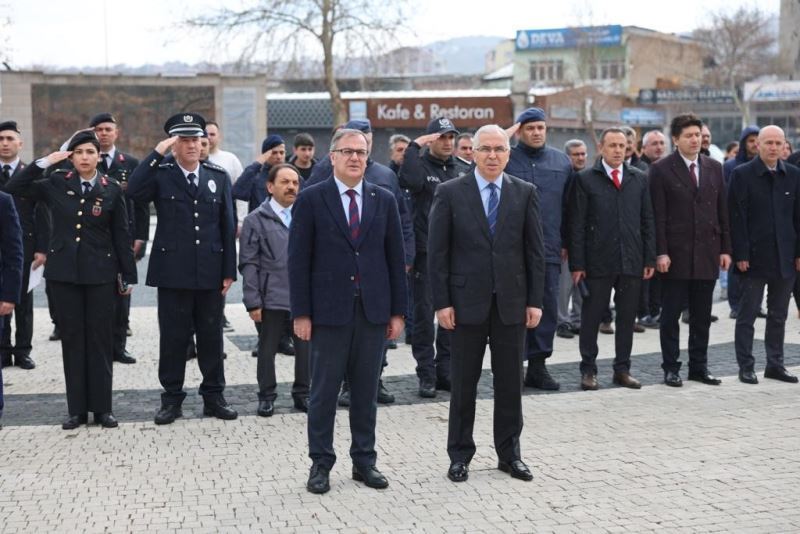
[6,130,136,429]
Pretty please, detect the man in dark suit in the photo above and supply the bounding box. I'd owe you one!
[650,113,732,387]
[428,124,545,483]
[128,113,239,424]
[0,121,48,371]
[90,113,149,364]
[0,190,23,424]
[569,128,656,391]
[289,128,406,495]
[729,125,800,384]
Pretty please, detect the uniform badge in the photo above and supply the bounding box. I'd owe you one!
[66,190,75,196]
[183,115,194,123]
[208,180,217,193]
[92,205,102,216]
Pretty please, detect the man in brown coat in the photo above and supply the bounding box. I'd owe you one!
[649,113,732,386]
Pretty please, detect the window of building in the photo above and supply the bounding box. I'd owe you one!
[589,59,626,80]
[529,60,564,82]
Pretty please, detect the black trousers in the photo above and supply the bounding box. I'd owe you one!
[735,275,795,371]
[50,281,115,415]
[411,253,451,382]
[256,309,309,401]
[448,297,525,465]
[637,275,662,319]
[579,275,641,374]
[307,297,386,469]
[46,279,58,327]
[112,292,130,358]
[0,257,34,357]
[659,279,716,373]
[157,288,226,405]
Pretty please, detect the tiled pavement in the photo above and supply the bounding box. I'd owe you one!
[2,244,800,532]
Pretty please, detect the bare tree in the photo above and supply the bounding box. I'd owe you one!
[692,7,778,120]
[187,0,409,126]
[0,2,12,67]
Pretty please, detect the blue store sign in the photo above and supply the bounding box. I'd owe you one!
[516,25,623,50]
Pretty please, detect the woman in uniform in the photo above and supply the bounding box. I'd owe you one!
[6,130,136,429]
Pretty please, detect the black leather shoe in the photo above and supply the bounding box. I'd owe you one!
[15,355,35,370]
[633,323,646,333]
[447,462,469,482]
[203,399,238,420]
[352,465,389,489]
[338,385,351,407]
[435,377,451,392]
[293,396,309,412]
[49,326,60,341]
[278,337,295,356]
[419,379,436,398]
[94,412,118,428]
[307,465,330,494]
[113,351,137,364]
[664,370,683,387]
[556,324,574,339]
[154,404,183,425]
[257,400,275,417]
[498,459,533,481]
[710,314,719,322]
[524,363,560,390]
[739,369,758,384]
[764,366,799,383]
[62,414,87,430]
[687,370,722,385]
[377,381,395,404]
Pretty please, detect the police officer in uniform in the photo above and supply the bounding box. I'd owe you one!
[6,130,137,429]
[90,113,149,364]
[0,120,49,371]
[127,113,238,425]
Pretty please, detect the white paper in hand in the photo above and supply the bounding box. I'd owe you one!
[28,264,44,293]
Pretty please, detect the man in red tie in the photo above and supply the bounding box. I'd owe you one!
[568,128,656,391]
[649,113,732,387]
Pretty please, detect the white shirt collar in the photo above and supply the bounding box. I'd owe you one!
[333,176,363,197]
[269,196,292,218]
[678,151,699,170]
[101,146,116,160]
[474,168,503,191]
[601,159,623,179]
[177,162,201,180]
[80,170,99,188]
[1,158,20,173]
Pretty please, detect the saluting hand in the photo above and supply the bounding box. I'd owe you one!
[256,149,274,165]
[44,151,72,165]
[155,136,179,156]
[504,122,521,138]
[413,133,441,147]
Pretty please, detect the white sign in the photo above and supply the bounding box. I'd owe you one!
[744,81,800,102]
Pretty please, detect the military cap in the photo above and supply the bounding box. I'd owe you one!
[261,134,285,153]
[89,113,117,127]
[344,119,372,134]
[164,113,206,137]
[516,107,547,125]
[426,117,459,135]
[0,120,20,133]
[67,130,100,152]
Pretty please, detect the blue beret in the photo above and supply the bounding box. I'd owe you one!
[344,119,372,133]
[516,107,547,125]
[261,134,285,153]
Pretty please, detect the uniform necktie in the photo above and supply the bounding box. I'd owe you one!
[345,189,359,240]
[1,164,10,180]
[187,172,198,197]
[81,181,92,196]
[689,162,698,188]
[487,182,498,236]
[611,169,621,190]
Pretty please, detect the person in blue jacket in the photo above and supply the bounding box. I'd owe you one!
[231,135,286,214]
[504,107,572,391]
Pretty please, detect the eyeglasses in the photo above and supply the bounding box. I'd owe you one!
[332,148,369,159]
[475,146,509,154]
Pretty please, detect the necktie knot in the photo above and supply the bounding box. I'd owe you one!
[1,164,10,179]
[611,169,621,190]
[81,181,92,195]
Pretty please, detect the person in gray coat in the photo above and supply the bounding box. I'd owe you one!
[239,163,310,416]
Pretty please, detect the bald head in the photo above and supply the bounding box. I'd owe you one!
[757,125,786,167]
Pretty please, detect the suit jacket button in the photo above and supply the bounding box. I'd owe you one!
[194,200,198,205]
[195,226,199,231]
[195,240,200,245]
[77,211,82,216]
[194,213,199,218]
[75,237,80,242]
[350,276,355,281]
[76,224,81,229]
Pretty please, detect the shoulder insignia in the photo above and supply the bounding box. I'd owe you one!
[158,162,175,169]
[118,153,125,162]
[201,161,226,173]
[101,175,108,186]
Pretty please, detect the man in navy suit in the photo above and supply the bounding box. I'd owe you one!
[128,113,238,425]
[289,128,407,495]
[0,190,23,423]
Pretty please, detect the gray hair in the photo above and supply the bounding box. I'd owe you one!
[329,129,369,152]
[388,134,410,147]
[564,139,586,155]
[473,124,510,149]
[642,130,665,145]
[619,125,636,140]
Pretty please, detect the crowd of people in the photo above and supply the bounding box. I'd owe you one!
[0,105,799,492]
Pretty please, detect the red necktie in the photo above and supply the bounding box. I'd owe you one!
[689,162,698,188]
[611,169,621,190]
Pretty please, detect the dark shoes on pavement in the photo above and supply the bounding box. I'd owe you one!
[307,464,331,494]
[688,370,721,385]
[418,379,436,398]
[62,413,88,430]
[447,462,469,482]
[498,459,533,481]
[738,369,759,384]
[352,465,389,489]
[49,326,60,341]
[277,337,295,356]
[203,399,238,420]
[556,324,574,339]
[94,412,118,428]
[599,322,614,334]
[338,386,351,407]
[664,370,683,387]
[294,396,309,412]
[525,360,560,390]
[638,316,659,329]
[1,354,35,369]
[764,366,798,383]
[154,404,183,425]
[633,323,646,333]
[113,351,137,364]
[378,381,395,404]
[613,372,641,389]
[581,373,599,391]
[257,400,274,417]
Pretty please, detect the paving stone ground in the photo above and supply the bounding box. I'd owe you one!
[2,234,800,533]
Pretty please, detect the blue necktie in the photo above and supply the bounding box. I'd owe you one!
[487,182,498,236]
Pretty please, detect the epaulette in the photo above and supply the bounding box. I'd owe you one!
[158,162,175,169]
[201,160,226,173]
[52,168,73,179]
[101,174,120,186]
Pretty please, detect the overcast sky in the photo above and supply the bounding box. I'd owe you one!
[4,0,781,69]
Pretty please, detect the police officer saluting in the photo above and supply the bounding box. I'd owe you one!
[127,113,237,425]
[6,130,137,429]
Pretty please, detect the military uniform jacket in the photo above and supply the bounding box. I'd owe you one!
[5,164,137,286]
[0,161,51,262]
[127,150,237,290]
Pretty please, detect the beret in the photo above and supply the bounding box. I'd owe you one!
[516,107,547,125]
[0,120,20,133]
[344,119,372,133]
[261,134,285,153]
[67,130,100,152]
[89,113,116,127]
